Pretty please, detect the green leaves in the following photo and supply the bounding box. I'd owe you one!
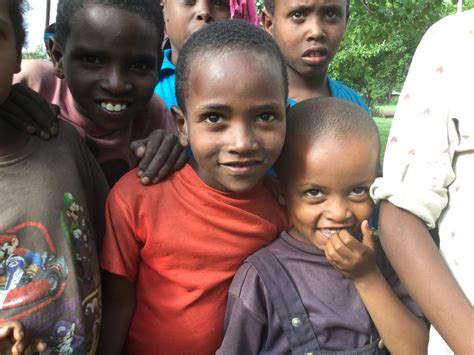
[330,0,472,107]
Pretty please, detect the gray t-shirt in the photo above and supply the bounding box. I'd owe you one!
[218,231,424,354]
[0,121,109,354]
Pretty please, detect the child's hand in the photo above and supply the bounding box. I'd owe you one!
[0,84,59,140]
[130,129,187,185]
[0,320,47,355]
[325,221,377,282]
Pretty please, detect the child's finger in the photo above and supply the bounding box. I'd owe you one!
[12,323,24,343]
[325,236,347,267]
[150,141,184,184]
[130,139,146,159]
[139,134,177,184]
[361,220,375,251]
[10,84,58,135]
[327,233,353,260]
[24,339,47,355]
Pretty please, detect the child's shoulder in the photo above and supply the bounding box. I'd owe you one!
[328,78,370,114]
[109,162,189,203]
[14,59,56,91]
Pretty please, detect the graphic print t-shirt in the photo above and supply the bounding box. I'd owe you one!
[0,121,109,354]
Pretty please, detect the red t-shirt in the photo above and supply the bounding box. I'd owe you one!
[100,164,288,354]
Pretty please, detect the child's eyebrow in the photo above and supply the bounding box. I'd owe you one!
[196,102,283,113]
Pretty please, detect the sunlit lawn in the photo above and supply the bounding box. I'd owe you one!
[374,116,393,162]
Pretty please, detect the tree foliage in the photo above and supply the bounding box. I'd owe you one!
[255,0,473,107]
[330,0,473,107]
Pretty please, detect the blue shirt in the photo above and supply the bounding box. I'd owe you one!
[288,77,370,114]
[155,48,177,110]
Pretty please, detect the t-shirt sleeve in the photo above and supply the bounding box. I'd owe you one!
[100,181,143,282]
[217,263,268,355]
[370,23,456,229]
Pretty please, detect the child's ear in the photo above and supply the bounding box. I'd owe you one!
[171,106,189,147]
[262,10,274,36]
[50,38,65,79]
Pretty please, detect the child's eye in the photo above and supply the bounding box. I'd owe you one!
[290,11,306,21]
[305,189,322,198]
[130,62,150,71]
[82,56,101,65]
[204,114,224,124]
[350,187,369,197]
[214,0,229,8]
[324,7,342,21]
[257,113,276,122]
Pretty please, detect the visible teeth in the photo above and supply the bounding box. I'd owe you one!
[321,229,340,238]
[101,102,127,112]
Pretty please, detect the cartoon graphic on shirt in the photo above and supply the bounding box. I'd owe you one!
[60,193,95,283]
[0,225,68,312]
[49,319,85,354]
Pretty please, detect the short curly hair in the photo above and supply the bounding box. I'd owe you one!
[7,0,26,59]
[264,0,350,18]
[176,19,288,113]
[55,0,164,49]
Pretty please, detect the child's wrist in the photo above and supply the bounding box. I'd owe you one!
[352,267,382,290]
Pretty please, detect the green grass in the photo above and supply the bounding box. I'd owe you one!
[373,116,393,162]
[377,104,397,113]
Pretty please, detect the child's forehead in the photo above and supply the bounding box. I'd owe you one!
[274,0,347,9]
[188,51,285,97]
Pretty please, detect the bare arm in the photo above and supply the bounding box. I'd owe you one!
[353,268,428,354]
[325,221,428,354]
[379,201,473,354]
[97,271,136,355]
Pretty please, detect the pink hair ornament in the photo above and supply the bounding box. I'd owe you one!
[229,0,260,26]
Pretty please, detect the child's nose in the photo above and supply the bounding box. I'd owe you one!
[325,198,352,223]
[102,66,132,94]
[307,16,326,41]
[195,2,212,23]
[228,123,258,154]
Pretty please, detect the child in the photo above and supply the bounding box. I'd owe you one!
[99,20,289,354]
[218,98,428,354]
[262,0,369,111]
[372,10,474,354]
[0,0,109,353]
[13,0,185,186]
[156,0,259,109]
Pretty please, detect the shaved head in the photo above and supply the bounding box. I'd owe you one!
[276,97,379,175]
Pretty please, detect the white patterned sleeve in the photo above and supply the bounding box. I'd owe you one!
[370,20,460,229]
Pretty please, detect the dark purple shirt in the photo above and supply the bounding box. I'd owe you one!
[217,231,424,354]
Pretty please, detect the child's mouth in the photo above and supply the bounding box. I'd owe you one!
[319,229,341,241]
[220,160,261,175]
[302,48,328,66]
[100,102,128,113]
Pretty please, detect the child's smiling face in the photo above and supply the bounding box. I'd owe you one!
[264,0,347,81]
[174,51,287,193]
[161,0,230,64]
[53,5,160,131]
[280,134,377,250]
[0,0,21,104]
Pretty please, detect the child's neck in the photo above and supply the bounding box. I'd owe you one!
[287,68,331,103]
[0,119,30,157]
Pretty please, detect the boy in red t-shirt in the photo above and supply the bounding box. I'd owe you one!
[99,20,289,354]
